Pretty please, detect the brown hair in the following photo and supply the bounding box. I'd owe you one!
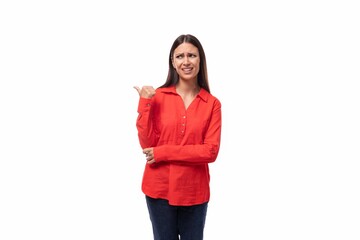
[159,34,210,93]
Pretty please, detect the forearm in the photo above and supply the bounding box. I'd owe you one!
[154,142,220,164]
[136,97,157,148]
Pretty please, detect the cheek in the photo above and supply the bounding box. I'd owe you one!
[191,59,200,67]
[174,63,181,70]
[194,60,200,68]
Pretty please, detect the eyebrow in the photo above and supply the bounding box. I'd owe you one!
[174,52,197,56]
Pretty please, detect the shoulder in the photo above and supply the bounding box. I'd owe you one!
[199,89,221,106]
[155,86,176,95]
[151,86,177,103]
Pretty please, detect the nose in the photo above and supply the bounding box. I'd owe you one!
[183,56,190,64]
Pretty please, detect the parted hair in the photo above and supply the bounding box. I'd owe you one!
[159,34,210,93]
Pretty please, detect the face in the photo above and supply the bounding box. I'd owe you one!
[172,42,200,82]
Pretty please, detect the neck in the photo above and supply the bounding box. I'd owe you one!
[176,81,200,96]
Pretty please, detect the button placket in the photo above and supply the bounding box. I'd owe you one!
[180,114,186,136]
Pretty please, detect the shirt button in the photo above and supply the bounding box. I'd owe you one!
[182,116,186,118]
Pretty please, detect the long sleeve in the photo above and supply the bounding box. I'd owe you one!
[153,98,221,164]
[135,97,159,149]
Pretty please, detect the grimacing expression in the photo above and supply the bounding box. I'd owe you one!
[172,43,200,82]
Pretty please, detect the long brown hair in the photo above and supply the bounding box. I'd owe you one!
[159,34,210,93]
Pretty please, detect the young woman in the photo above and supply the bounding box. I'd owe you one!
[134,34,222,240]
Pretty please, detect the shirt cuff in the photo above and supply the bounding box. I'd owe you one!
[137,97,152,113]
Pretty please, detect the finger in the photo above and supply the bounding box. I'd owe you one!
[133,86,141,94]
[147,159,155,164]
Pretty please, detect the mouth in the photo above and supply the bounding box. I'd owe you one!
[182,67,193,73]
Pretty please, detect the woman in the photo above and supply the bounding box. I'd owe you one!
[134,34,222,240]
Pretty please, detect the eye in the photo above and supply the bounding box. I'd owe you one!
[189,53,197,58]
[175,55,183,59]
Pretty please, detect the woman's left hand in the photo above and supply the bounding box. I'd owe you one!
[143,148,156,164]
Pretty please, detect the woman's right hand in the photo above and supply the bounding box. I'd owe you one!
[133,86,156,99]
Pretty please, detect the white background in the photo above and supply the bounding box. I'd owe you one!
[1,0,359,239]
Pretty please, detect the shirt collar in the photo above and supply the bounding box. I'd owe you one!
[158,86,209,102]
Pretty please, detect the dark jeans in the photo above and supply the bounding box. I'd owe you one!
[145,195,208,240]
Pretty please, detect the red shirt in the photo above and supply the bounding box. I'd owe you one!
[136,86,222,206]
